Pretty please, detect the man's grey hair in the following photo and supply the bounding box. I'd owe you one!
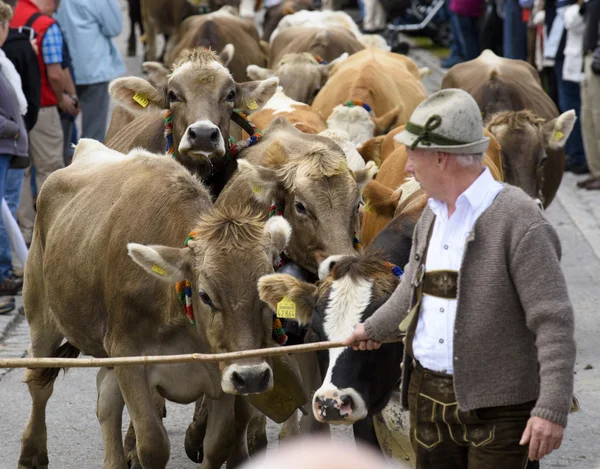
[454,152,485,166]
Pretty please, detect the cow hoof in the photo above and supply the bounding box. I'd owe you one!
[184,433,204,463]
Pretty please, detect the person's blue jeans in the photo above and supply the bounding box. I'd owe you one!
[0,157,18,280]
[446,0,462,59]
[451,13,481,61]
[554,57,587,167]
[504,0,528,60]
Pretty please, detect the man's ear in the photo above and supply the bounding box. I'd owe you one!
[109,77,166,113]
[127,244,190,283]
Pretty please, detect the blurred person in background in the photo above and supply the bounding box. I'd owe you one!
[0,1,28,313]
[55,0,124,142]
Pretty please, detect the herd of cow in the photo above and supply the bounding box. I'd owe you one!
[14,4,578,469]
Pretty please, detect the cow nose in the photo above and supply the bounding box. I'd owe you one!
[313,393,354,422]
[225,364,273,395]
[187,125,220,146]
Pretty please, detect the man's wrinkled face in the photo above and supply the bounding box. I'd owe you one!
[405,148,441,199]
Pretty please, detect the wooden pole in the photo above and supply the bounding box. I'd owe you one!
[0,339,402,369]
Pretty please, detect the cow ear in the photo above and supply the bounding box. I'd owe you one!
[237,159,280,202]
[372,106,403,135]
[219,44,235,67]
[109,77,166,113]
[319,52,349,79]
[142,62,171,88]
[362,180,401,218]
[352,161,379,191]
[127,244,189,284]
[264,217,292,264]
[246,65,276,81]
[543,110,576,150]
[235,76,279,111]
[258,274,317,325]
[357,136,385,166]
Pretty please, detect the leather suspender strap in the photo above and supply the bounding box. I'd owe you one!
[398,218,436,334]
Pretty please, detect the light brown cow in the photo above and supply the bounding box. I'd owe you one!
[247,27,364,103]
[18,139,293,469]
[165,13,269,82]
[105,49,277,196]
[312,48,428,145]
[359,126,504,247]
[442,49,576,207]
[218,117,378,275]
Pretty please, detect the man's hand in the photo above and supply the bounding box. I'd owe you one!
[59,95,79,117]
[342,323,382,351]
[520,416,564,461]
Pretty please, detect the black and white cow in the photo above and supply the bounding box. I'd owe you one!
[258,215,412,444]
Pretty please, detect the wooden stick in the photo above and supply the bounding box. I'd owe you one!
[0,338,402,369]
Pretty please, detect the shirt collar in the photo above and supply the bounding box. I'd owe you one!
[427,167,496,216]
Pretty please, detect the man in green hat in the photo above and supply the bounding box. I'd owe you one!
[344,88,576,468]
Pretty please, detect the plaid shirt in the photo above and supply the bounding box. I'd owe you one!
[41,23,63,65]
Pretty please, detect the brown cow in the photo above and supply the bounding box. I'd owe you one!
[18,139,293,469]
[360,125,504,247]
[218,117,378,274]
[247,27,364,103]
[165,13,269,82]
[261,0,315,41]
[105,49,277,196]
[312,48,428,145]
[141,0,199,61]
[442,49,576,207]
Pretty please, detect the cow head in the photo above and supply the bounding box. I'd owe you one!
[110,49,277,180]
[486,109,575,205]
[247,52,348,104]
[235,118,378,274]
[258,253,403,424]
[127,208,291,395]
[326,104,403,146]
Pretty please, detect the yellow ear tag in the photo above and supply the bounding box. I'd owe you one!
[245,98,259,110]
[133,93,149,108]
[252,185,263,194]
[364,203,375,214]
[152,264,168,276]
[553,130,564,142]
[277,296,297,319]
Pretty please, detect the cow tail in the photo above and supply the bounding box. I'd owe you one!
[25,341,81,389]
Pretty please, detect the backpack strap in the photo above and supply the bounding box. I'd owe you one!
[25,12,42,28]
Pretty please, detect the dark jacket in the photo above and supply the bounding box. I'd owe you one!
[583,0,600,53]
[0,69,29,159]
[1,27,41,131]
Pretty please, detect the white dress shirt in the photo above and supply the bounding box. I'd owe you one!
[412,167,503,374]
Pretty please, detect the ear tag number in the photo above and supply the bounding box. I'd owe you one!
[553,131,564,142]
[152,264,168,276]
[277,296,296,319]
[133,93,149,108]
[252,185,263,194]
[245,98,259,110]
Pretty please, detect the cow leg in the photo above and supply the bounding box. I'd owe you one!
[246,412,268,455]
[115,366,170,469]
[185,396,208,463]
[141,2,156,61]
[159,34,170,63]
[199,394,236,469]
[226,397,257,468]
[127,0,141,56]
[18,322,65,469]
[96,368,128,469]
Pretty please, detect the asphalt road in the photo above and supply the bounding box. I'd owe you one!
[0,1,599,468]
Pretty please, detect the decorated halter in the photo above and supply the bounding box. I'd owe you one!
[344,100,374,116]
[314,55,328,65]
[174,231,289,345]
[163,108,263,179]
[382,261,404,279]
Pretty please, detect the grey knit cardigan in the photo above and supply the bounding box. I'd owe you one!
[364,184,576,427]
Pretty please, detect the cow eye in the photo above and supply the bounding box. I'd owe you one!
[168,91,179,103]
[199,291,213,307]
[226,90,236,102]
[295,202,306,214]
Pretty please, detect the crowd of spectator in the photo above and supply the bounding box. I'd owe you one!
[0,0,124,315]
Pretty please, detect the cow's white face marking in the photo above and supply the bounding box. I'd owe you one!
[313,274,373,423]
[263,88,302,115]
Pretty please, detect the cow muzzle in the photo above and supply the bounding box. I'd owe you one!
[312,387,367,424]
[221,362,273,395]
[178,120,225,157]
